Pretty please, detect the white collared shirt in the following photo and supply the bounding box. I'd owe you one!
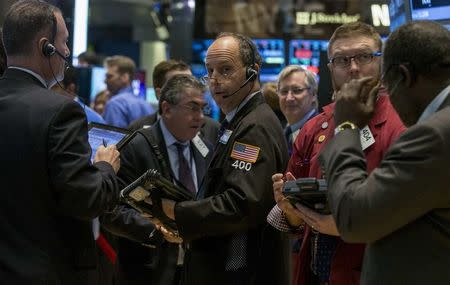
[159,119,198,192]
[417,84,450,123]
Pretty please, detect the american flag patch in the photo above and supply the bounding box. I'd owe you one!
[230,142,260,163]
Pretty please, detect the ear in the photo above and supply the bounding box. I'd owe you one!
[160,101,172,117]
[155,87,162,100]
[253,63,260,74]
[398,64,413,87]
[38,37,49,56]
[120,72,130,84]
[67,83,77,94]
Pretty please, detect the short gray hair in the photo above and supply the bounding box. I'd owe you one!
[159,74,206,114]
[277,65,318,97]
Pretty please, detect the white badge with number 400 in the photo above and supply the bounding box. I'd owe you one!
[232,160,252,171]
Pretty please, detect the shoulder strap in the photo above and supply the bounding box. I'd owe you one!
[135,129,172,180]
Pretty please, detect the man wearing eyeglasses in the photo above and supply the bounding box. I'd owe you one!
[158,32,290,285]
[277,65,319,156]
[101,74,214,285]
[268,22,405,285]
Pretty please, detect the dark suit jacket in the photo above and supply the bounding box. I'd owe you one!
[0,68,120,284]
[175,93,291,285]
[128,113,220,144]
[319,94,450,284]
[101,121,213,285]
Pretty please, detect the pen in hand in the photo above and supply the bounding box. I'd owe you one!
[102,138,108,147]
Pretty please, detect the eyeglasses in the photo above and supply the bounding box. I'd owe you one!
[278,87,310,96]
[329,52,382,68]
[201,65,244,84]
[177,103,210,115]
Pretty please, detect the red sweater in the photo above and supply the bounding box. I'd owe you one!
[288,94,406,285]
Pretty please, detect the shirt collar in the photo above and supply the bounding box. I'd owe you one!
[225,90,260,123]
[417,84,450,123]
[9,66,48,88]
[159,118,189,148]
[287,109,317,132]
[115,86,133,95]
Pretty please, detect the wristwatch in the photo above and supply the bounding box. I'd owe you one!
[334,121,357,135]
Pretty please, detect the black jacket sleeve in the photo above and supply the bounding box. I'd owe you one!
[47,100,120,220]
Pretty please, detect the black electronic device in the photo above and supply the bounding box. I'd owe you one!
[282,177,330,214]
[120,169,195,232]
[87,122,132,161]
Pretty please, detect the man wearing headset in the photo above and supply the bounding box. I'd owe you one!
[158,33,290,285]
[0,1,121,283]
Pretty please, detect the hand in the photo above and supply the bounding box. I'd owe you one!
[94,145,120,173]
[272,172,303,227]
[334,77,379,128]
[155,223,183,244]
[294,203,340,236]
[161,198,176,220]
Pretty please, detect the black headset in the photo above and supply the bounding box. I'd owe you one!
[245,38,258,81]
[42,14,58,57]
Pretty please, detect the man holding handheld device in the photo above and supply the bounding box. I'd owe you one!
[268,22,405,285]
[0,1,121,283]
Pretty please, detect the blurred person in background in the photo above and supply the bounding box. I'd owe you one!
[52,68,105,124]
[92,89,110,116]
[78,50,104,67]
[261,82,286,126]
[103,55,154,128]
[268,22,405,285]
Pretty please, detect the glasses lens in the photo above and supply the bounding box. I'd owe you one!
[201,76,209,85]
[355,54,373,65]
[334,57,349,67]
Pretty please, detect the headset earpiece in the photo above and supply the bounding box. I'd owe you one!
[246,67,257,81]
[42,41,56,57]
[245,38,258,81]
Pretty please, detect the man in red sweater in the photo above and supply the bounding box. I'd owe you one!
[268,22,406,285]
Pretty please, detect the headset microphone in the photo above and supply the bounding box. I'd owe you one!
[221,70,257,98]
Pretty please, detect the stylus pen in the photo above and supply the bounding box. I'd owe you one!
[102,138,108,147]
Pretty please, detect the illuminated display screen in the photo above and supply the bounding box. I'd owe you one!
[191,39,214,79]
[289,40,328,75]
[410,0,450,21]
[253,39,285,83]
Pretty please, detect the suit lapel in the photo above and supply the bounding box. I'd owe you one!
[191,146,206,187]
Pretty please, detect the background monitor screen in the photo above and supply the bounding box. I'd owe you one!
[289,40,328,76]
[253,39,285,83]
[90,67,107,103]
[410,0,450,21]
[389,0,410,31]
[133,70,147,101]
[191,39,214,79]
